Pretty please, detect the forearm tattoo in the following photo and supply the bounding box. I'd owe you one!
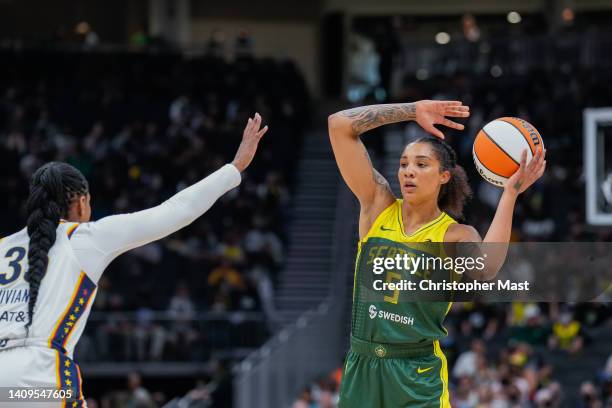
[340,103,417,135]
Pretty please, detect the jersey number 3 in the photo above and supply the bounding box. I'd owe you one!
[0,247,26,285]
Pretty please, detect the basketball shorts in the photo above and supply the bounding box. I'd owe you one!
[0,345,86,407]
[338,336,451,408]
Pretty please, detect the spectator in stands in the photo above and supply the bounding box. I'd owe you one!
[134,297,166,361]
[101,372,157,408]
[208,258,247,306]
[206,29,226,58]
[234,29,254,58]
[166,282,198,360]
[292,387,316,408]
[218,232,246,264]
[533,382,563,407]
[247,261,278,324]
[452,376,479,407]
[311,378,337,408]
[85,399,99,408]
[599,355,612,406]
[452,338,486,379]
[548,311,584,354]
[509,303,550,346]
[578,381,603,408]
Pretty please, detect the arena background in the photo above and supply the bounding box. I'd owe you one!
[0,0,611,406]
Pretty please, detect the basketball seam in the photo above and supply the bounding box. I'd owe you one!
[498,118,537,155]
[472,146,507,178]
[481,128,521,166]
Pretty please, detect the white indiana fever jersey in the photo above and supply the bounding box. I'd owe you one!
[0,163,241,406]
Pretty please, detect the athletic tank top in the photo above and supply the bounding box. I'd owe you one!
[351,199,456,344]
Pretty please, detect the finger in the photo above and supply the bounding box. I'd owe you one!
[257,125,269,138]
[439,118,465,131]
[426,125,445,139]
[518,149,527,171]
[445,110,470,118]
[442,101,462,107]
[526,149,541,172]
[534,160,546,179]
[445,105,469,113]
[245,117,254,133]
[533,147,544,169]
[253,112,262,129]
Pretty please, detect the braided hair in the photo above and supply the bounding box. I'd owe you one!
[410,136,472,220]
[25,162,89,332]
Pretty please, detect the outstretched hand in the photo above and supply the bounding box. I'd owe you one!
[415,100,470,139]
[504,147,546,196]
[232,113,269,172]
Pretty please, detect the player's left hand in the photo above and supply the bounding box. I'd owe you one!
[504,147,546,195]
[415,100,470,139]
[232,113,269,172]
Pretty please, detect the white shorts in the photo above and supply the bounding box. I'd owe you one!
[0,346,86,408]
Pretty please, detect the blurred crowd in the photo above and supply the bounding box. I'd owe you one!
[83,362,234,408]
[0,48,309,364]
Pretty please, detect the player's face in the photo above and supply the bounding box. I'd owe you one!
[398,142,450,201]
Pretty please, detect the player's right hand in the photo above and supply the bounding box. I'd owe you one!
[232,113,269,172]
[504,147,546,196]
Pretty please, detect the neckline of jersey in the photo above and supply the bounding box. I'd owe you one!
[397,202,446,238]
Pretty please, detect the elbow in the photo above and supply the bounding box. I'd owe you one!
[328,113,340,135]
[328,113,354,140]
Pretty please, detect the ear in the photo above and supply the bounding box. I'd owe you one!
[77,195,88,217]
[440,169,451,185]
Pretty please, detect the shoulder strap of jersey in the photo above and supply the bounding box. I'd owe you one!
[360,199,401,242]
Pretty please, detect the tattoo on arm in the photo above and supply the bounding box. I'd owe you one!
[373,169,391,188]
[363,148,392,192]
[513,181,523,192]
[341,103,417,135]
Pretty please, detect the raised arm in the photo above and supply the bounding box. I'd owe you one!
[328,100,469,209]
[447,147,547,280]
[71,114,268,281]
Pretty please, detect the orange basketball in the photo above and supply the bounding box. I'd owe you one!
[472,117,544,186]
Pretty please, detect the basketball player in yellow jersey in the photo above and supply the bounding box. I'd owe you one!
[328,100,546,407]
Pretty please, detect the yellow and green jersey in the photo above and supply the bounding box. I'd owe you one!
[352,199,457,344]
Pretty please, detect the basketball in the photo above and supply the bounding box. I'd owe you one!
[472,117,544,186]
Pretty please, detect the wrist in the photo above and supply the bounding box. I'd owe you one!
[406,102,417,120]
[231,160,245,173]
[501,188,519,201]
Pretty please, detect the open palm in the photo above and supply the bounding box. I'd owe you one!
[415,100,470,139]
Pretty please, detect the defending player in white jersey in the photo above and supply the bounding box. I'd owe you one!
[0,113,268,407]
